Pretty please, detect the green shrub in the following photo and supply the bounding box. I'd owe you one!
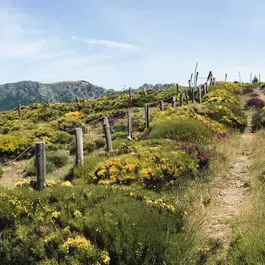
[150,117,212,144]
[0,185,196,264]
[94,139,105,149]
[52,131,74,145]
[84,140,94,154]
[94,145,198,189]
[24,151,68,177]
[46,151,69,168]
[74,156,107,181]
[206,103,247,131]
[24,159,56,176]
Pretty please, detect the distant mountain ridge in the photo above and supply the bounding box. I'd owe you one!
[0,80,109,110]
[0,80,177,111]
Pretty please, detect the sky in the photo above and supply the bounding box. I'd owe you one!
[0,0,265,90]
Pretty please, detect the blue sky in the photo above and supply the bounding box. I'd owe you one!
[0,0,264,89]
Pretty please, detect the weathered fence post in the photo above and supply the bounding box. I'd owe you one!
[103,117,113,152]
[192,87,195,103]
[202,85,206,96]
[198,87,202,103]
[129,87,133,106]
[205,82,208,94]
[185,90,189,104]
[159,100,164,111]
[144,103,150,129]
[35,142,46,191]
[75,128,84,166]
[176,84,180,93]
[127,110,133,140]
[75,97,81,111]
[172,96,176,108]
[180,93,184,106]
[18,104,21,116]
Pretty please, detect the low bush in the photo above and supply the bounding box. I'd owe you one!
[0,185,196,264]
[203,89,240,105]
[150,117,212,144]
[242,86,254,95]
[74,156,107,181]
[206,103,247,131]
[94,139,106,149]
[52,131,74,145]
[94,145,199,189]
[246,97,265,109]
[24,151,68,177]
[46,151,69,168]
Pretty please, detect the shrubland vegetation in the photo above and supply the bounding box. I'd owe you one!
[3,80,265,264]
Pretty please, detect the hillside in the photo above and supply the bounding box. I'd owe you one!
[2,81,265,264]
[0,80,109,110]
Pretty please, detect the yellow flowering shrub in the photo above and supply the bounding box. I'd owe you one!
[0,133,32,157]
[215,81,241,94]
[203,89,240,105]
[95,146,198,189]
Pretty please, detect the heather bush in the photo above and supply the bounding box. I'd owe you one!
[246,97,265,109]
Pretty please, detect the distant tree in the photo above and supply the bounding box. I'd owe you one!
[252,75,259,83]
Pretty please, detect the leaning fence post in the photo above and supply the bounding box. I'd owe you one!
[127,110,133,140]
[35,142,46,191]
[159,100,164,111]
[75,128,84,166]
[103,117,113,153]
[144,103,150,129]
[172,96,176,108]
[180,93,184,106]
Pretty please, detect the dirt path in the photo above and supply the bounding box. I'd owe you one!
[0,161,27,187]
[203,111,254,250]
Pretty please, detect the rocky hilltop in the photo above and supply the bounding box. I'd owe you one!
[0,80,109,110]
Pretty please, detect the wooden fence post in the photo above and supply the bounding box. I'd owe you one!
[127,110,133,140]
[159,100,164,111]
[35,142,46,191]
[198,87,202,103]
[144,103,150,129]
[75,128,84,166]
[172,96,176,108]
[129,87,133,106]
[202,85,206,96]
[205,82,208,94]
[176,83,180,93]
[180,93,184,106]
[192,87,195,103]
[185,90,189,104]
[18,104,21,116]
[75,97,81,111]
[103,117,113,152]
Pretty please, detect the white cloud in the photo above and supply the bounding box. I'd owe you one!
[86,38,143,51]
